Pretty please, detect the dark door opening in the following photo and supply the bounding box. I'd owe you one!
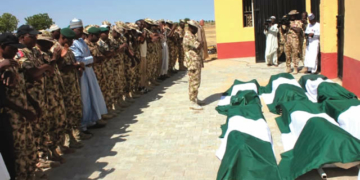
[337,0,345,79]
[254,0,306,62]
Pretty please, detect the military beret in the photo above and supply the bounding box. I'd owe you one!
[99,27,109,32]
[60,28,76,39]
[88,27,101,34]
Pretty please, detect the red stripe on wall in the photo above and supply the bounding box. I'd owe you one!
[343,56,360,97]
[321,52,338,79]
[217,41,255,59]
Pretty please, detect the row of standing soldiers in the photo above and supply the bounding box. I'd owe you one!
[0,19,187,180]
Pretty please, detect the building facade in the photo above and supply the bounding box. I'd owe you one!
[214,0,360,96]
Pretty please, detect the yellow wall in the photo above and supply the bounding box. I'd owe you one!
[214,0,255,44]
[344,0,360,61]
[320,0,338,53]
[306,0,311,14]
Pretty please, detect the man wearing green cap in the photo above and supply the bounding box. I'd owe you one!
[57,28,90,142]
[98,25,117,118]
[0,33,38,180]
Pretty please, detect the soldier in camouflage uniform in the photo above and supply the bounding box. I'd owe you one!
[0,33,39,180]
[144,19,160,87]
[127,23,143,96]
[278,15,287,59]
[56,28,90,143]
[17,25,55,179]
[98,26,117,118]
[285,10,303,74]
[177,20,186,71]
[183,20,204,110]
[36,30,75,167]
[166,20,179,74]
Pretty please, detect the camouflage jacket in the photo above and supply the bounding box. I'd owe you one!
[183,31,203,70]
[98,38,113,54]
[110,36,125,65]
[16,47,46,109]
[1,58,29,122]
[287,20,303,39]
[166,27,179,49]
[40,50,65,97]
[175,26,185,45]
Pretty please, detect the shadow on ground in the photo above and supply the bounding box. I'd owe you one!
[45,71,187,180]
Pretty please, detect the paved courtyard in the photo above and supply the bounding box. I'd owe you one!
[46,58,359,180]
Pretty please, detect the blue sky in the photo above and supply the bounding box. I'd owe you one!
[2,0,214,28]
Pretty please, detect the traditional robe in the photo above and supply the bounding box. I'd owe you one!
[304,22,320,73]
[70,38,107,129]
[264,24,279,65]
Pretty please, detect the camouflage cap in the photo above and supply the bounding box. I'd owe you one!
[112,25,123,33]
[115,21,130,31]
[37,30,54,43]
[165,20,174,25]
[180,19,186,23]
[102,21,111,27]
[144,18,157,25]
[187,20,200,28]
[84,25,99,34]
[288,10,299,15]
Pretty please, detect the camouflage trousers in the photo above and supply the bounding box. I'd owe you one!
[46,94,67,146]
[102,59,115,110]
[168,44,179,71]
[285,36,300,68]
[155,44,162,77]
[7,111,37,179]
[146,53,156,81]
[114,57,126,101]
[301,38,306,63]
[178,45,185,69]
[278,43,285,59]
[62,90,82,130]
[188,68,201,102]
[125,59,138,92]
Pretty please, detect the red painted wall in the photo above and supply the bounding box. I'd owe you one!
[321,52,338,79]
[343,56,360,97]
[217,41,255,59]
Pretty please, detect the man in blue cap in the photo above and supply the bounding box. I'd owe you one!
[69,18,107,136]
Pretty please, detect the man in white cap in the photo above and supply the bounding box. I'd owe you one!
[301,13,320,74]
[69,18,108,136]
[49,24,61,40]
[183,20,204,110]
[264,16,279,66]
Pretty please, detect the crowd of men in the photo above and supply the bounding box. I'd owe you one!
[264,10,320,74]
[0,18,207,180]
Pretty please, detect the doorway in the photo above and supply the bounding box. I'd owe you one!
[337,0,345,79]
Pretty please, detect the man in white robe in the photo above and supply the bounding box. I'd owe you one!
[264,16,279,66]
[301,13,320,74]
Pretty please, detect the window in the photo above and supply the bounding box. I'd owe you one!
[243,0,254,27]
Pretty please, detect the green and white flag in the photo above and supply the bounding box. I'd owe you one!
[216,79,260,115]
[260,73,308,114]
[276,101,360,180]
[298,75,357,103]
[216,105,280,180]
[323,99,360,140]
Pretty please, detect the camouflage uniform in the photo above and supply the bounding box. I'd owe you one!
[98,38,115,110]
[144,28,156,81]
[278,27,287,58]
[285,20,303,68]
[56,44,82,132]
[17,48,47,149]
[110,36,127,99]
[176,26,186,70]
[40,50,67,147]
[167,27,179,71]
[128,35,141,92]
[2,60,37,179]
[183,31,203,102]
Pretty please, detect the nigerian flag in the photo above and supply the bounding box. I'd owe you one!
[276,100,360,180]
[216,79,260,115]
[323,99,360,140]
[260,73,308,114]
[298,74,357,103]
[216,105,280,180]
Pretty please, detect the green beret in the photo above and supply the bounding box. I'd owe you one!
[60,28,76,39]
[88,27,101,34]
[99,27,109,32]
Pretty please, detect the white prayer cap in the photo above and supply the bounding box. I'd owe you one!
[100,25,109,28]
[270,16,276,19]
[70,18,83,29]
[308,13,315,20]
[49,24,60,32]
